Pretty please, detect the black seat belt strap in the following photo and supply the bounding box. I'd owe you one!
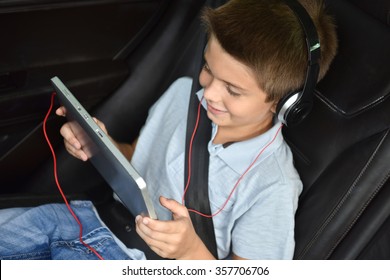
[185,81,218,259]
[184,34,218,260]
[184,0,227,260]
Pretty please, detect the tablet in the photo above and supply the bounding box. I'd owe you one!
[51,76,157,219]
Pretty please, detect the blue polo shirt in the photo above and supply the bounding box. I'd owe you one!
[131,77,302,259]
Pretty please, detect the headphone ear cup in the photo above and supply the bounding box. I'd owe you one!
[276,91,312,127]
[274,0,320,127]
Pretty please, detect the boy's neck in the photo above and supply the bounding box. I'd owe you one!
[212,118,274,145]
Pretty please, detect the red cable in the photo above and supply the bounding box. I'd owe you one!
[43,92,104,260]
[182,97,204,206]
[183,97,283,218]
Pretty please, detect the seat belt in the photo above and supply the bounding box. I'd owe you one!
[184,20,218,261]
[184,75,219,259]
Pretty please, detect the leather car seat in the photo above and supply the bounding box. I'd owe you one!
[284,0,390,259]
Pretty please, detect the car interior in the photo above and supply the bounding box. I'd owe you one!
[0,0,389,259]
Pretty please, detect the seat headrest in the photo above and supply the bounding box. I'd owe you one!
[350,0,390,26]
[317,0,390,117]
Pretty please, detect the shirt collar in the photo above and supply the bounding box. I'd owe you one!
[210,122,284,174]
[196,88,284,175]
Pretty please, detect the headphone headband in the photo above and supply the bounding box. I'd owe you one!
[276,0,321,127]
[284,0,321,65]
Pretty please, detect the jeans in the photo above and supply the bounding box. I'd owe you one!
[0,200,145,260]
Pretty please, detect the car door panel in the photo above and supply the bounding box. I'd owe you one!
[0,0,168,191]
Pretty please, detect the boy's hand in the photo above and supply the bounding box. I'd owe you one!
[135,196,215,260]
[56,106,107,161]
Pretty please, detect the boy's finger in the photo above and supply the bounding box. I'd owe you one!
[55,106,67,116]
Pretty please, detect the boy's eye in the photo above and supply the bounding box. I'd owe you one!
[203,63,211,74]
[226,85,241,97]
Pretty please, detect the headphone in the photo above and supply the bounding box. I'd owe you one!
[276,0,321,127]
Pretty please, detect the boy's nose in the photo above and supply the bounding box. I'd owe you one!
[203,80,222,103]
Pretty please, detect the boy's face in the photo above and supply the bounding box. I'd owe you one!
[199,36,276,139]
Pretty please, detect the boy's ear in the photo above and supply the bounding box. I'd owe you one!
[271,101,278,114]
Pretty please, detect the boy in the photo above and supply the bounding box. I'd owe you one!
[0,0,337,260]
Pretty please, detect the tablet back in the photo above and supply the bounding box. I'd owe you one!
[51,76,157,219]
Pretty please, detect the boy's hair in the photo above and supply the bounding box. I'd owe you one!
[202,0,338,102]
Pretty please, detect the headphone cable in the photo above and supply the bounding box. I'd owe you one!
[43,92,104,260]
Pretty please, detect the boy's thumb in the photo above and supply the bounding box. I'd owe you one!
[159,196,188,219]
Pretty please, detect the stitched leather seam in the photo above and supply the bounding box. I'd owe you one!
[325,170,390,259]
[315,91,389,118]
[297,129,389,259]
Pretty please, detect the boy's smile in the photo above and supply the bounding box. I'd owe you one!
[207,103,228,115]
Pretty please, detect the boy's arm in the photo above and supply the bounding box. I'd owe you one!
[113,138,138,161]
[90,116,138,161]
